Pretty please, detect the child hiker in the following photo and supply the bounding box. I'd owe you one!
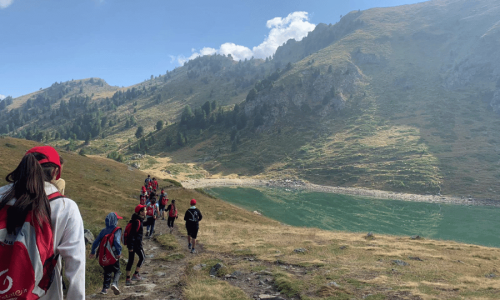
[184,199,202,254]
[165,199,178,234]
[89,212,123,295]
[0,145,85,299]
[125,204,146,286]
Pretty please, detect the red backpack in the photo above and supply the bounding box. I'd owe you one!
[146,205,157,217]
[123,219,140,246]
[0,192,63,300]
[168,205,177,218]
[160,195,168,206]
[97,227,121,267]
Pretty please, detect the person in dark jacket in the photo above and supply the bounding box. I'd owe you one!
[125,204,146,286]
[89,212,123,295]
[184,199,202,254]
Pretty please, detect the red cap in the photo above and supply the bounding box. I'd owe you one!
[142,186,146,192]
[114,212,123,219]
[135,204,146,213]
[190,199,196,206]
[25,146,62,180]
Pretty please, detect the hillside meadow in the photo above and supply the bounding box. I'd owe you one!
[1,137,500,299]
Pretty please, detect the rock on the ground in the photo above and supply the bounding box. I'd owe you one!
[294,248,307,253]
[327,281,340,288]
[259,294,285,300]
[84,229,94,245]
[392,260,409,266]
[209,263,224,276]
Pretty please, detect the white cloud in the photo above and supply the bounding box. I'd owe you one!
[172,11,315,65]
[0,94,6,100]
[0,0,14,9]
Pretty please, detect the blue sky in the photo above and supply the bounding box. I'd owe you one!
[0,0,426,99]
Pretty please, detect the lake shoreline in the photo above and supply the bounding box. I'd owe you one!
[181,178,500,207]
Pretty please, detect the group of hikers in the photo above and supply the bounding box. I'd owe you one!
[0,146,202,299]
[89,175,203,295]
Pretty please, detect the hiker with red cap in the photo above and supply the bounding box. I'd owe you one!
[0,145,85,299]
[139,186,148,205]
[184,199,202,254]
[124,204,146,286]
[89,212,123,295]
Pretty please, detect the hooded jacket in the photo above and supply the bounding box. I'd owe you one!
[127,213,144,249]
[90,212,122,256]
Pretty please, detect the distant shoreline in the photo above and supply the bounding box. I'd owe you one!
[181,178,500,207]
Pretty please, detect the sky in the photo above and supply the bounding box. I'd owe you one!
[0,0,427,99]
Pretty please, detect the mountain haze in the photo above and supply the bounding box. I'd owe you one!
[2,0,500,199]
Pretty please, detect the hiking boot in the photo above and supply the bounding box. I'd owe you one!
[132,273,144,281]
[188,243,192,249]
[170,228,173,234]
[125,279,132,286]
[111,284,120,295]
[190,248,196,254]
[145,232,149,238]
[100,288,107,294]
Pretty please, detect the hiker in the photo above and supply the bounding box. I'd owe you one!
[158,189,168,220]
[184,199,202,254]
[139,186,148,205]
[125,204,146,286]
[89,212,123,295]
[145,197,159,238]
[0,145,85,299]
[152,177,158,192]
[144,175,152,187]
[165,199,178,234]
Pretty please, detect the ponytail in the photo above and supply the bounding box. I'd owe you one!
[0,153,52,234]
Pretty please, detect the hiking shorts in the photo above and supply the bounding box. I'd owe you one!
[186,224,199,239]
[159,205,165,212]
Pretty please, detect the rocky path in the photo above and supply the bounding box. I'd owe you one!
[87,217,293,300]
[88,219,189,300]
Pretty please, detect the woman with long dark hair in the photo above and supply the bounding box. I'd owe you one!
[0,146,85,299]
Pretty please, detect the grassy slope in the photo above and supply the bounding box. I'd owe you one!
[1,137,500,299]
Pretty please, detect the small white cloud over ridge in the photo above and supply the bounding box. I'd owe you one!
[0,0,14,9]
[0,94,6,100]
[174,11,315,65]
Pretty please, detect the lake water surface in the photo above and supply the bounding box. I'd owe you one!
[205,187,500,248]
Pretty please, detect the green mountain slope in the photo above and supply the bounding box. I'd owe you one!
[2,0,500,199]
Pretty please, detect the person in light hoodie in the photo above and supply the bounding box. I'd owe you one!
[0,146,86,299]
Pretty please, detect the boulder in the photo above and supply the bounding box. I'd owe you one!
[209,263,224,276]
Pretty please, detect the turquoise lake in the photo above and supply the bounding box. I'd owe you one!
[205,187,500,248]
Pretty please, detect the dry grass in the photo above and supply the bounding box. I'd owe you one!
[2,137,500,299]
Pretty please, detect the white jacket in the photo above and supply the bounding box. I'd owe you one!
[0,182,86,299]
